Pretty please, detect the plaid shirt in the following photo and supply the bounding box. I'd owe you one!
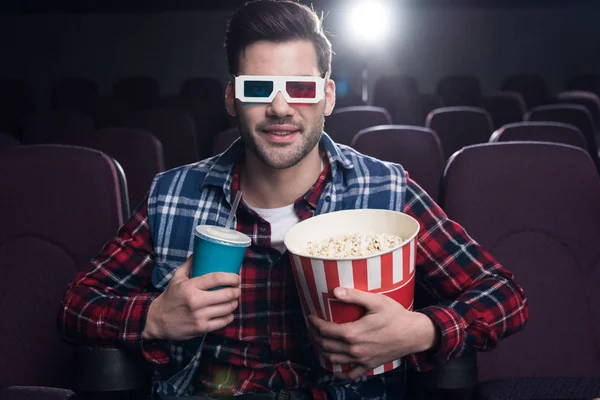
[58,133,528,399]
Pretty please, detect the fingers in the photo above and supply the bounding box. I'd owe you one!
[171,254,194,282]
[323,353,357,365]
[200,299,239,320]
[190,286,241,309]
[191,272,241,291]
[310,326,361,365]
[333,287,385,312]
[335,365,370,381]
[309,325,353,355]
[346,365,371,380]
[205,314,236,332]
[308,314,355,342]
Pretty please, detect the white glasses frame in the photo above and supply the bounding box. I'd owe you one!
[234,75,326,104]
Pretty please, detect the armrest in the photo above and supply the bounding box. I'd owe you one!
[407,350,478,400]
[419,349,478,390]
[74,346,152,393]
[1,386,75,400]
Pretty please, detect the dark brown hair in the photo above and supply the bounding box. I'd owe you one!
[225,0,332,78]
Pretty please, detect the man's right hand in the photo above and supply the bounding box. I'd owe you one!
[142,256,241,341]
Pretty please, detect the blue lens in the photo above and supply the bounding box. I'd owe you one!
[244,80,274,98]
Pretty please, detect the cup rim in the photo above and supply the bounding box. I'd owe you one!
[195,225,251,247]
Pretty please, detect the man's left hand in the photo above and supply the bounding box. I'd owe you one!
[308,287,439,380]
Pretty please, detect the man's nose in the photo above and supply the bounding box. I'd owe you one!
[266,91,294,118]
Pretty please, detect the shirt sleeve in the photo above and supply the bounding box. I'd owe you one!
[402,177,528,371]
[57,195,169,364]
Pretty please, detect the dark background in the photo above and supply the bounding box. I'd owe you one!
[1,0,598,108]
[4,0,600,13]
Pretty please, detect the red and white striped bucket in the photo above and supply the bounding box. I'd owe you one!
[284,209,420,376]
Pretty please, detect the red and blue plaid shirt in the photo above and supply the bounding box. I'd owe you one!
[58,134,528,399]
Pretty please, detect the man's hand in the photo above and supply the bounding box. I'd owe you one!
[308,287,438,380]
[142,256,241,341]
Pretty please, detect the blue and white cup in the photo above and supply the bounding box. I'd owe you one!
[191,225,251,279]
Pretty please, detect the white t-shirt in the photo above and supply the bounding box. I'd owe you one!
[245,202,300,253]
[244,160,323,253]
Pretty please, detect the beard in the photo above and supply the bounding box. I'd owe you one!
[236,112,324,170]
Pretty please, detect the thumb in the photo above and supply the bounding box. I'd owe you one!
[172,254,194,282]
[333,287,383,312]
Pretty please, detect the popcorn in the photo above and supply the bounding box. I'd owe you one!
[302,232,404,258]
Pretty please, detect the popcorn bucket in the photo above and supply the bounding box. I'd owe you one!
[283,209,420,376]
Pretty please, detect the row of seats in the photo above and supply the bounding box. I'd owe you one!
[211,120,595,203]
[374,81,600,130]
[324,103,600,171]
[7,96,598,165]
[3,73,600,140]
[0,127,163,212]
[374,73,600,114]
[0,77,229,161]
[0,76,225,115]
[3,73,600,118]
[1,140,599,399]
[2,73,600,166]
[1,116,596,215]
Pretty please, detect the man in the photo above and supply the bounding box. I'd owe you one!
[58,1,528,399]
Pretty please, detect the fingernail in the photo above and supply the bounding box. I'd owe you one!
[335,287,347,297]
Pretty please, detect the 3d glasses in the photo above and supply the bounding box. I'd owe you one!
[235,75,325,104]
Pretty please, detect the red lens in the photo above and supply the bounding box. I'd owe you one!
[286,81,317,99]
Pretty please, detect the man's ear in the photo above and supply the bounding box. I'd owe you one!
[225,82,236,117]
[324,79,336,116]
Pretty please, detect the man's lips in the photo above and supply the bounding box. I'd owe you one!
[261,124,300,135]
[261,125,300,143]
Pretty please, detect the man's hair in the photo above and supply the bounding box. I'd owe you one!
[225,0,332,78]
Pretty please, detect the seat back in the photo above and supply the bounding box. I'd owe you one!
[525,104,599,164]
[441,142,600,381]
[501,74,550,109]
[555,90,600,127]
[418,94,444,126]
[212,128,240,156]
[129,108,198,169]
[437,75,481,106]
[51,78,98,112]
[114,76,160,113]
[72,128,165,211]
[0,145,128,388]
[160,92,228,160]
[22,111,93,145]
[426,106,493,160]
[180,77,223,99]
[482,92,527,130]
[490,121,587,150]
[567,73,600,98]
[0,133,20,149]
[352,125,444,201]
[0,79,34,137]
[373,76,422,125]
[334,94,367,108]
[325,106,392,146]
[87,94,129,129]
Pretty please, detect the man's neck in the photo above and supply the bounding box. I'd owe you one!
[240,146,323,209]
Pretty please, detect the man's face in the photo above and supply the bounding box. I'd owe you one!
[226,40,335,169]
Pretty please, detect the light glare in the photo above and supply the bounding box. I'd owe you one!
[348,1,392,44]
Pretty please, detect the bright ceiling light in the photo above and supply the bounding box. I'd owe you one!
[348,1,393,45]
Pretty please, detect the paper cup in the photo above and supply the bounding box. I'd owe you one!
[191,225,251,279]
[283,209,420,376]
